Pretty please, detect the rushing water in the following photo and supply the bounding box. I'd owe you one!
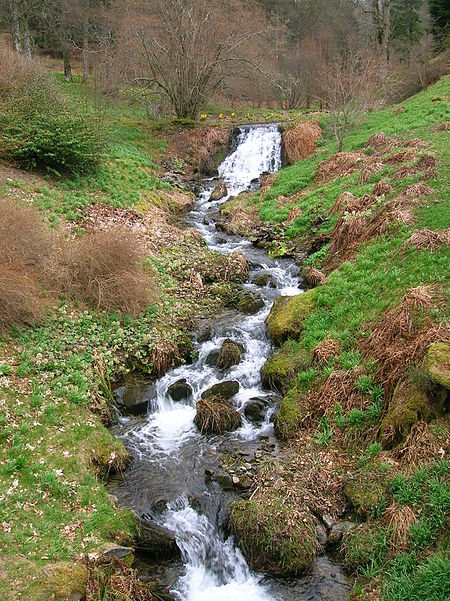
[112,125,350,601]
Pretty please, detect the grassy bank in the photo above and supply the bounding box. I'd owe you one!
[227,77,449,600]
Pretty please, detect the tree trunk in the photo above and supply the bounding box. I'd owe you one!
[63,43,72,82]
[19,0,32,58]
[83,0,90,82]
[8,0,21,52]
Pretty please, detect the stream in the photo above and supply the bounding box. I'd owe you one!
[111,124,351,601]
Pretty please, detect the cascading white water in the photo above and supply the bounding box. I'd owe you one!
[114,125,348,601]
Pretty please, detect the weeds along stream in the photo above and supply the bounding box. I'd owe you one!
[111,125,351,601]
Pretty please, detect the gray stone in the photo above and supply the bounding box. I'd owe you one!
[205,350,220,367]
[103,546,134,561]
[323,513,335,530]
[316,524,328,547]
[135,518,180,559]
[167,379,193,402]
[328,521,356,546]
[244,400,265,423]
[114,382,155,415]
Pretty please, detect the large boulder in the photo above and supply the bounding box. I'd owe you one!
[134,517,180,559]
[209,180,228,202]
[230,493,316,575]
[216,339,244,371]
[423,343,450,390]
[265,290,316,346]
[201,380,240,400]
[167,379,193,402]
[194,396,242,434]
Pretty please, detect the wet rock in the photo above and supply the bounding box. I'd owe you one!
[252,273,274,287]
[205,349,220,367]
[114,382,155,415]
[238,292,264,314]
[323,513,335,530]
[196,323,212,343]
[204,468,215,477]
[201,380,240,400]
[209,180,228,202]
[216,339,244,371]
[167,379,193,402]
[194,396,242,434]
[316,524,328,547]
[151,499,168,514]
[135,518,180,559]
[265,290,316,346]
[328,521,356,546]
[216,473,235,490]
[244,400,265,423]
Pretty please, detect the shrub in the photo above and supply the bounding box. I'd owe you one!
[0,264,46,330]
[55,227,156,316]
[0,49,103,175]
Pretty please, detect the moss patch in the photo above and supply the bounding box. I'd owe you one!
[230,493,316,575]
[344,468,389,519]
[424,343,450,390]
[265,290,316,347]
[42,562,88,601]
[261,340,311,393]
[274,387,309,441]
[380,382,434,448]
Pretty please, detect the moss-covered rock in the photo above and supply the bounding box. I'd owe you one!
[201,380,240,400]
[216,339,244,371]
[261,341,311,393]
[380,382,434,448]
[238,292,264,314]
[230,494,316,575]
[265,290,316,346]
[343,469,389,519]
[209,180,228,201]
[274,387,309,440]
[91,434,131,479]
[423,343,450,390]
[42,562,88,601]
[167,379,193,402]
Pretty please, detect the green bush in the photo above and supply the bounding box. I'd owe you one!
[0,110,103,176]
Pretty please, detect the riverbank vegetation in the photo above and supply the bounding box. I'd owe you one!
[0,1,449,599]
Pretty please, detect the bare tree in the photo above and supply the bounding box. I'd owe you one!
[316,52,382,152]
[0,0,40,57]
[115,0,271,120]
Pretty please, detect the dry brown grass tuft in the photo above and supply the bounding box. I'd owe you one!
[383,503,416,553]
[434,122,450,132]
[372,180,394,197]
[360,286,449,397]
[0,199,54,329]
[312,339,340,365]
[305,366,367,417]
[359,161,383,183]
[0,265,47,329]
[282,121,322,164]
[385,148,417,165]
[151,337,181,377]
[194,396,242,434]
[330,192,356,215]
[406,228,450,251]
[316,152,366,182]
[392,420,450,470]
[365,133,398,152]
[54,227,156,316]
[303,267,326,288]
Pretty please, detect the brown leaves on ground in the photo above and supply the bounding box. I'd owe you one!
[372,180,393,197]
[282,121,322,165]
[360,286,449,398]
[434,122,450,132]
